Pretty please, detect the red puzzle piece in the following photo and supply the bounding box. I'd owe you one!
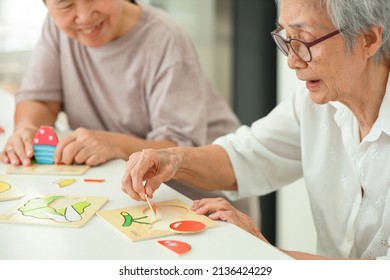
[158,240,191,255]
[33,126,58,146]
[169,220,206,233]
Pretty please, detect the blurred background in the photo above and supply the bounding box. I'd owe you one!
[0,0,315,254]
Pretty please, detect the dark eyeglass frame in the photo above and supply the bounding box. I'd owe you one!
[271,27,341,62]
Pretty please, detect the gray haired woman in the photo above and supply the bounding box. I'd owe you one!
[121,0,390,259]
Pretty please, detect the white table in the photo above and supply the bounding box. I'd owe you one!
[0,89,292,260]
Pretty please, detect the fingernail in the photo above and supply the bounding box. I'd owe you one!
[146,185,153,197]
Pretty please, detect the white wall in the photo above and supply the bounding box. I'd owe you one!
[0,0,46,93]
[276,54,317,254]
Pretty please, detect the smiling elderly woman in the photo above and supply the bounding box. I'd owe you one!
[121,0,390,259]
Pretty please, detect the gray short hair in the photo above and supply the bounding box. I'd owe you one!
[276,0,390,63]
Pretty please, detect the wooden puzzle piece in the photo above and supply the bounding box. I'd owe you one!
[0,175,24,202]
[158,240,191,255]
[18,196,89,222]
[121,211,151,226]
[6,163,90,175]
[54,178,76,188]
[0,180,10,193]
[32,126,58,164]
[0,195,108,228]
[96,199,217,241]
[169,220,206,233]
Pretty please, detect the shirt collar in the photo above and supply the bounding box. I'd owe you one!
[377,71,390,136]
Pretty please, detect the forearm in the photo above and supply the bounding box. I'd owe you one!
[280,250,373,260]
[14,101,60,131]
[174,145,237,191]
[105,132,178,160]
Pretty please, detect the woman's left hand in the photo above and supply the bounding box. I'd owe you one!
[54,128,118,166]
[192,197,269,243]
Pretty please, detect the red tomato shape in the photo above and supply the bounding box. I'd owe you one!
[169,220,206,233]
[158,240,191,255]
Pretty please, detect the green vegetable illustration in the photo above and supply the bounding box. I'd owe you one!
[18,196,90,222]
[121,211,150,226]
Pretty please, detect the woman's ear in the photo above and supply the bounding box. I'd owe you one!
[363,25,383,59]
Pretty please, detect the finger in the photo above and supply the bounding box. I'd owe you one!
[144,177,163,198]
[22,133,34,158]
[84,153,105,167]
[121,157,145,200]
[207,211,226,221]
[121,175,143,201]
[208,210,237,224]
[55,133,76,164]
[191,197,229,213]
[6,148,22,166]
[123,184,144,201]
[20,138,34,166]
[7,136,27,165]
[0,150,10,164]
[129,154,154,199]
[73,146,91,165]
[59,140,85,165]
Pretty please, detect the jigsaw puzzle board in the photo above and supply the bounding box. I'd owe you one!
[0,195,107,228]
[0,175,24,202]
[6,163,90,175]
[97,199,216,241]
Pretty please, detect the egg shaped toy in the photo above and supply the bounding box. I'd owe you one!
[32,126,58,164]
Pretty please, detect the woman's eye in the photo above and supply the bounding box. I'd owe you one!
[62,4,73,10]
[57,1,74,10]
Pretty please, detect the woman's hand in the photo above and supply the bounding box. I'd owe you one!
[0,124,37,166]
[121,148,184,201]
[54,128,120,166]
[192,197,269,243]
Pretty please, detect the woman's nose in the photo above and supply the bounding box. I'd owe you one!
[287,49,307,70]
[75,2,95,24]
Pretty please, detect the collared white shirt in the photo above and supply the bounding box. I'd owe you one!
[215,73,390,258]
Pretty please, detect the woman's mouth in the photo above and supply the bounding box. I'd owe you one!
[306,80,321,90]
[79,21,104,37]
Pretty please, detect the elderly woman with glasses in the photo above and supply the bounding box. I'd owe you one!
[121,0,390,259]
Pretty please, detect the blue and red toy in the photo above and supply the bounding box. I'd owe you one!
[32,126,58,164]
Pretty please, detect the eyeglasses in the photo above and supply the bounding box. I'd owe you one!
[271,27,341,62]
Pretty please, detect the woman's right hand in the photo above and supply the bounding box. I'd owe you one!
[0,125,38,166]
[121,148,184,201]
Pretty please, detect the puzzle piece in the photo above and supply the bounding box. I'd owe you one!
[0,195,108,228]
[0,175,24,202]
[32,126,58,164]
[97,199,217,241]
[0,180,10,193]
[169,220,206,233]
[158,240,191,255]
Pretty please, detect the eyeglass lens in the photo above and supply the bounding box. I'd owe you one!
[272,29,311,61]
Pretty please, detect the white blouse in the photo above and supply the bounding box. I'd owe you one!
[215,73,390,258]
